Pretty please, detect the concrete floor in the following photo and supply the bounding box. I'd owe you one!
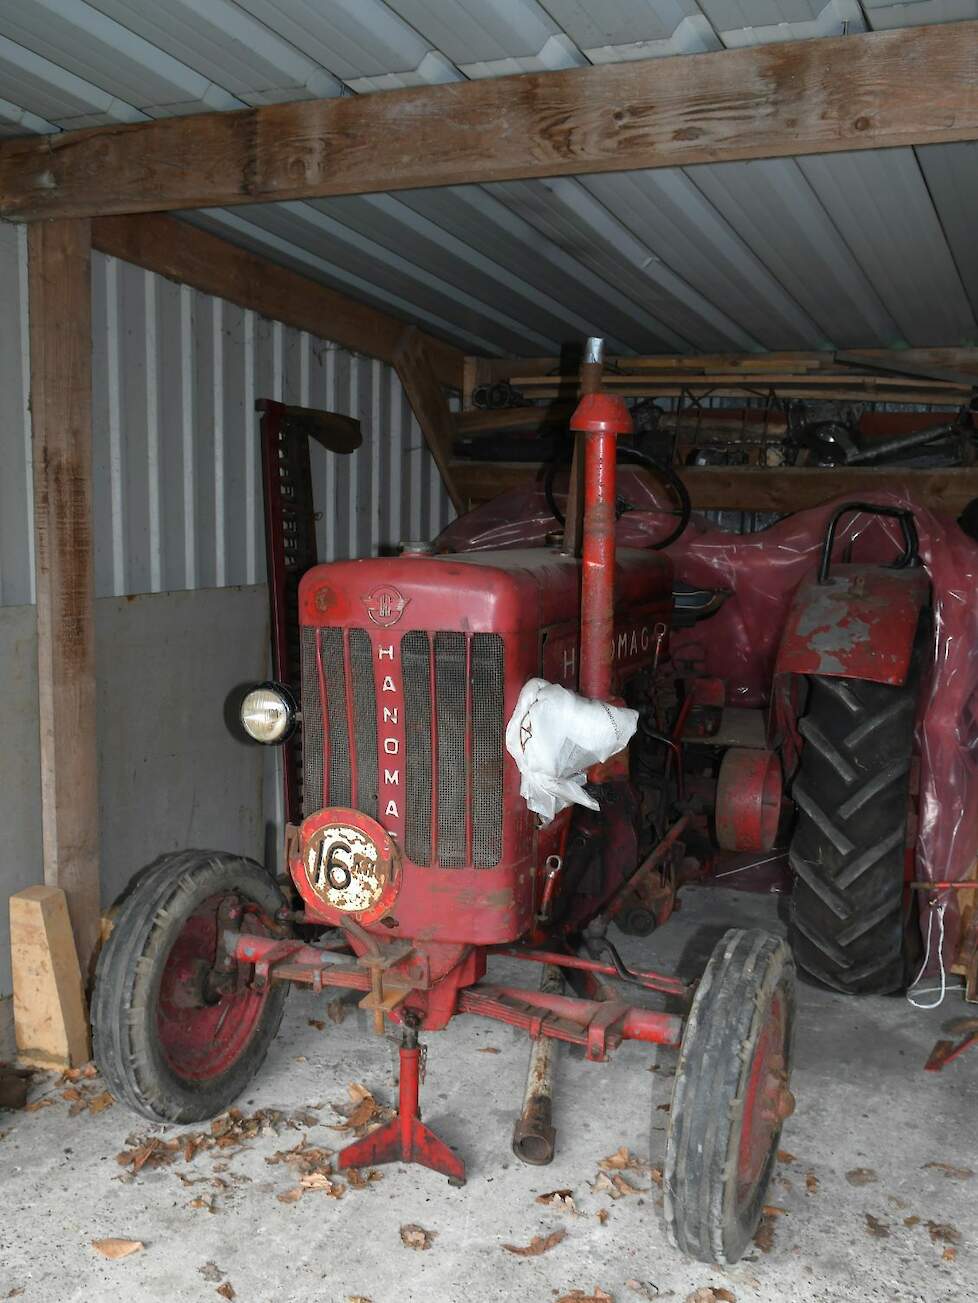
[1,887,975,1303]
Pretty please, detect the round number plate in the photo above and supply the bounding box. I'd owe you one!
[298,808,397,918]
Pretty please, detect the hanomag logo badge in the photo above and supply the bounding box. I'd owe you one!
[362,584,409,628]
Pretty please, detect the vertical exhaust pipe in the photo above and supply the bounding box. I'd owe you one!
[512,964,563,1165]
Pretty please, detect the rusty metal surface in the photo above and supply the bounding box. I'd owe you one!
[775,564,930,684]
[512,964,563,1166]
[715,749,782,853]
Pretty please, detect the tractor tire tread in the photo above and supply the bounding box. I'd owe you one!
[788,671,918,995]
[93,850,288,1123]
[663,928,795,1266]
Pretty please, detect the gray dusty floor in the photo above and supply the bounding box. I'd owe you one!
[1,886,976,1303]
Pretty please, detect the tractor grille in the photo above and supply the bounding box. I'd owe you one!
[301,626,372,817]
[301,626,504,868]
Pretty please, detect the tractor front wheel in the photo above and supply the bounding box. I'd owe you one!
[663,928,795,1265]
[93,850,289,1123]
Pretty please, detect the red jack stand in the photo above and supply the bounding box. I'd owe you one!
[337,1013,466,1185]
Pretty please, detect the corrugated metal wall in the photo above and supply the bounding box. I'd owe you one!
[0,217,454,609]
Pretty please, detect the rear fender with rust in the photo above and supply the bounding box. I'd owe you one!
[775,564,930,686]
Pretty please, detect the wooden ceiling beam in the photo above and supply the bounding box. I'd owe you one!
[450,461,978,517]
[3,22,978,221]
[91,214,463,389]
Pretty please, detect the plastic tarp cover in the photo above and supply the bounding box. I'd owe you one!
[439,470,978,969]
[504,677,639,823]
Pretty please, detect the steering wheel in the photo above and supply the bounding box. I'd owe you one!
[543,444,692,550]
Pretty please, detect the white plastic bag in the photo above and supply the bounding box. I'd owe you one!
[504,677,639,824]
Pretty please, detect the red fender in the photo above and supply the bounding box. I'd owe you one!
[775,564,930,687]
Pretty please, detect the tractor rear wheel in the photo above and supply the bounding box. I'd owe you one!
[788,673,917,994]
[663,928,795,1265]
[93,850,289,1123]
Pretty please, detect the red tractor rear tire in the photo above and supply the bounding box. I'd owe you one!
[93,850,289,1123]
[663,928,795,1265]
[787,673,918,994]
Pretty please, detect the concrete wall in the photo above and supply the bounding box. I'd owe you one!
[0,585,270,995]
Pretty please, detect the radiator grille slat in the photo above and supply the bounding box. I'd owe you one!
[320,627,351,808]
[349,629,378,818]
[435,632,468,868]
[471,634,505,868]
[300,626,323,818]
[401,631,433,865]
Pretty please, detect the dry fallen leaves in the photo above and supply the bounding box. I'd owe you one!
[346,1167,383,1190]
[922,1161,974,1180]
[308,1018,326,1031]
[92,1239,143,1260]
[347,1297,373,1303]
[864,1214,889,1240]
[330,1083,392,1138]
[555,1290,613,1303]
[537,1189,579,1215]
[904,1216,920,1228]
[926,1221,961,1247]
[62,1063,98,1083]
[598,1148,662,1185]
[216,1285,236,1301]
[477,1046,501,1054]
[23,1098,53,1113]
[326,995,348,1024]
[400,1224,435,1251]
[805,1171,818,1194]
[845,1168,877,1186]
[595,1209,609,1226]
[591,1171,646,1201]
[753,1214,777,1254]
[685,1290,735,1303]
[502,1228,566,1257]
[776,1149,796,1164]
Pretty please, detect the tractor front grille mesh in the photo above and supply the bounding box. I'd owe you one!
[471,634,505,869]
[300,626,323,815]
[300,625,504,867]
[349,629,378,819]
[319,627,351,809]
[435,632,468,868]
[401,631,433,865]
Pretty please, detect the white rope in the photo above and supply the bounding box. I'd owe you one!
[906,897,948,1010]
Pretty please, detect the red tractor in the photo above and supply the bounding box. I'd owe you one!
[93,342,929,1266]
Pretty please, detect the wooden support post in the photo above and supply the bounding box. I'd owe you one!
[393,326,466,516]
[10,885,90,1068]
[28,218,100,976]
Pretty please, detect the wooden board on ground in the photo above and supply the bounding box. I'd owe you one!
[10,885,90,1069]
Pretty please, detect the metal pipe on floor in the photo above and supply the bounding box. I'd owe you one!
[511,964,563,1165]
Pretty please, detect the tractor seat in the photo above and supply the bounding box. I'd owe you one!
[672,582,730,627]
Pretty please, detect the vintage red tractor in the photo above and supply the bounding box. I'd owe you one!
[93,341,929,1265]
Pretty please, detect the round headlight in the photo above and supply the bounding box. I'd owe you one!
[240,683,297,744]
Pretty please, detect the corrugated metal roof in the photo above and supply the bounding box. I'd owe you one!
[1,0,977,354]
